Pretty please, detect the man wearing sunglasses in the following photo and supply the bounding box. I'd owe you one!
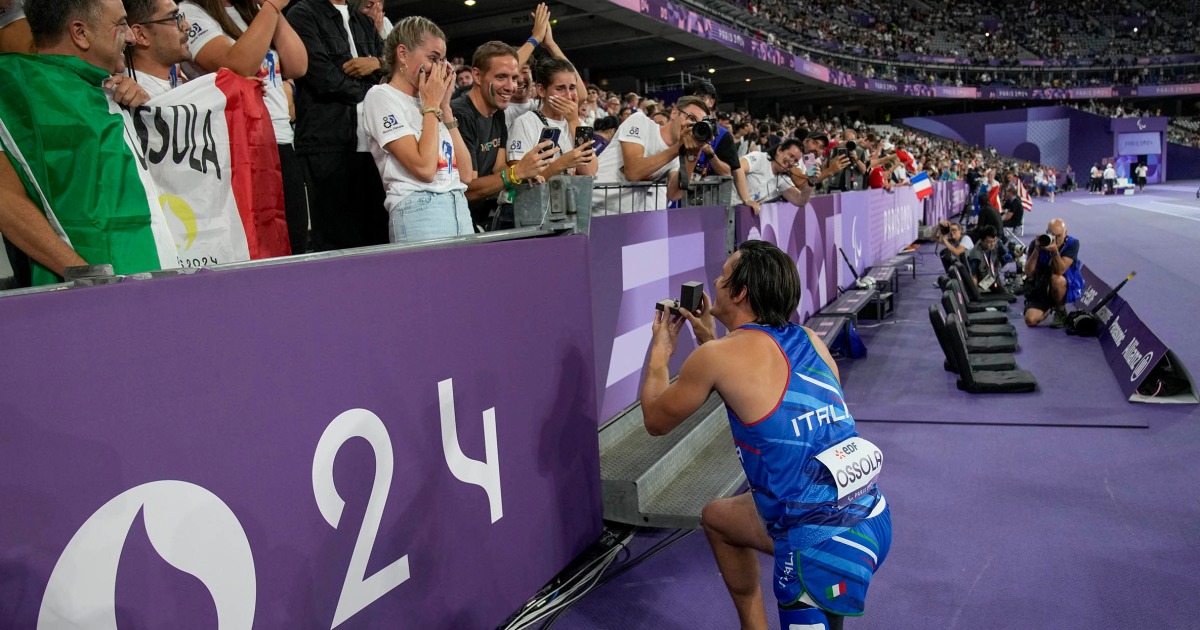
[122,0,190,97]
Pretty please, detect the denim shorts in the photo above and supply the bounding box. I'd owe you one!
[388,189,472,244]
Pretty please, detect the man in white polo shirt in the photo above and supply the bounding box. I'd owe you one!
[591,95,709,214]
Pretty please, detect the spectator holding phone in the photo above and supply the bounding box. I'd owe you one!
[363,16,473,244]
[506,55,596,185]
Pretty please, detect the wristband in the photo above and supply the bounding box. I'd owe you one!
[263,0,281,14]
[500,167,512,190]
[509,164,524,185]
[527,37,539,47]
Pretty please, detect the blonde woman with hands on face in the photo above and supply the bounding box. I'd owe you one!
[363,16,474,244]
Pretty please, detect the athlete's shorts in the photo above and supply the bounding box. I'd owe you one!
[772,498,891,617]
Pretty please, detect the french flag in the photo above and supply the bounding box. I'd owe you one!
[911,171,933,201]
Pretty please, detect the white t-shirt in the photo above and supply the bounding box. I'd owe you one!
[504,100,535,132]
[135,66,183,99]
[508,110,573,165]
[592,111,675,214]
[1135,164,1148,177]
[179,2,293,144]
[362,83,465,207]
[1103,166,1116,180]
[0,0,24,29]
[332,4,359,57]
[741,151,794,203]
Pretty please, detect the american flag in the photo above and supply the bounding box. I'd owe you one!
[1018,179,1033,213]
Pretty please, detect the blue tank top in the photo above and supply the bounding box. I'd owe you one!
[728,323,883,548]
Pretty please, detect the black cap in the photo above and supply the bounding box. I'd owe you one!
[805,131,830,147]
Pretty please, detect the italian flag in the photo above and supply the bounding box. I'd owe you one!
[0,55,288,286]
[826,581,846,598]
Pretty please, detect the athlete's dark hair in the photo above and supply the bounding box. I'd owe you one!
[727,240,801,328]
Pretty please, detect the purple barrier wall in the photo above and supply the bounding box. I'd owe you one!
[924,181,969,225]
[0,237,603,629]
[589,207,730,423]
[735,188,920,323]
[1166,143,1200,181]
[902,107,1169,183]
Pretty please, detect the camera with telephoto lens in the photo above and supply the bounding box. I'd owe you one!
[1036,233,1055,248]
[691,117,717,142]
[834,140,858,157]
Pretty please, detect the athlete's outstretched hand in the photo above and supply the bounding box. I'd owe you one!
[651,302,687,357]
[677,291,715,345]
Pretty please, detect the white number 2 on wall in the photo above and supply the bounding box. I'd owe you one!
[312,378,503,628]
[35,378,502,630]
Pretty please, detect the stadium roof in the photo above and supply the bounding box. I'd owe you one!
[388,0,927,108]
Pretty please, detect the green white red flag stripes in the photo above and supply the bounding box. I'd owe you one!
[0,55,289,286]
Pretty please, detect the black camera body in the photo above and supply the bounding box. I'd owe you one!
[834,140,858,157]
[691,118,717,142]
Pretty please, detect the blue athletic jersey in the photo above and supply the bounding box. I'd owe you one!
[728,323,883,549]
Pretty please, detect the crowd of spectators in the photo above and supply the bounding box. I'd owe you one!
[0,0,1187,291]
[729,0,1200,89]
[1168,118,1200,148]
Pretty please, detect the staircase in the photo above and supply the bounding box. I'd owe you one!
[599,392,746,530]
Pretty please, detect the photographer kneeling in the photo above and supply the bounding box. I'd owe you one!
[937,221,973,272]
[1023,218,1083,328]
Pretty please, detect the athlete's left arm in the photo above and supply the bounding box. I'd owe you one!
[804,327,840,384]
[641,310,719,436]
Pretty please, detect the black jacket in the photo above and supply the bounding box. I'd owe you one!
[287,0,383,154]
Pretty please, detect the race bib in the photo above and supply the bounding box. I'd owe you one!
[814,437,882,506]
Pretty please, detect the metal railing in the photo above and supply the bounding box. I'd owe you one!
[0,175,740,298]
[590,177,733,217]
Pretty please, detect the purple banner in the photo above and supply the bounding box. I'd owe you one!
[924,181,968,225]
[867,187,921,266]
[1132,83,1200,97]
[589,207,730,423]
[1079,265,1175,400]
[0,237,603,628]
[707,20,750,54]
[734,188,919,323]
[792,55,831,82]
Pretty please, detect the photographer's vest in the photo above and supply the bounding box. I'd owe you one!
[696,124,729,177]
[727,323,884,549]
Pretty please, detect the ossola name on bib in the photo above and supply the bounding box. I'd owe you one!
[814,437,883,506]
